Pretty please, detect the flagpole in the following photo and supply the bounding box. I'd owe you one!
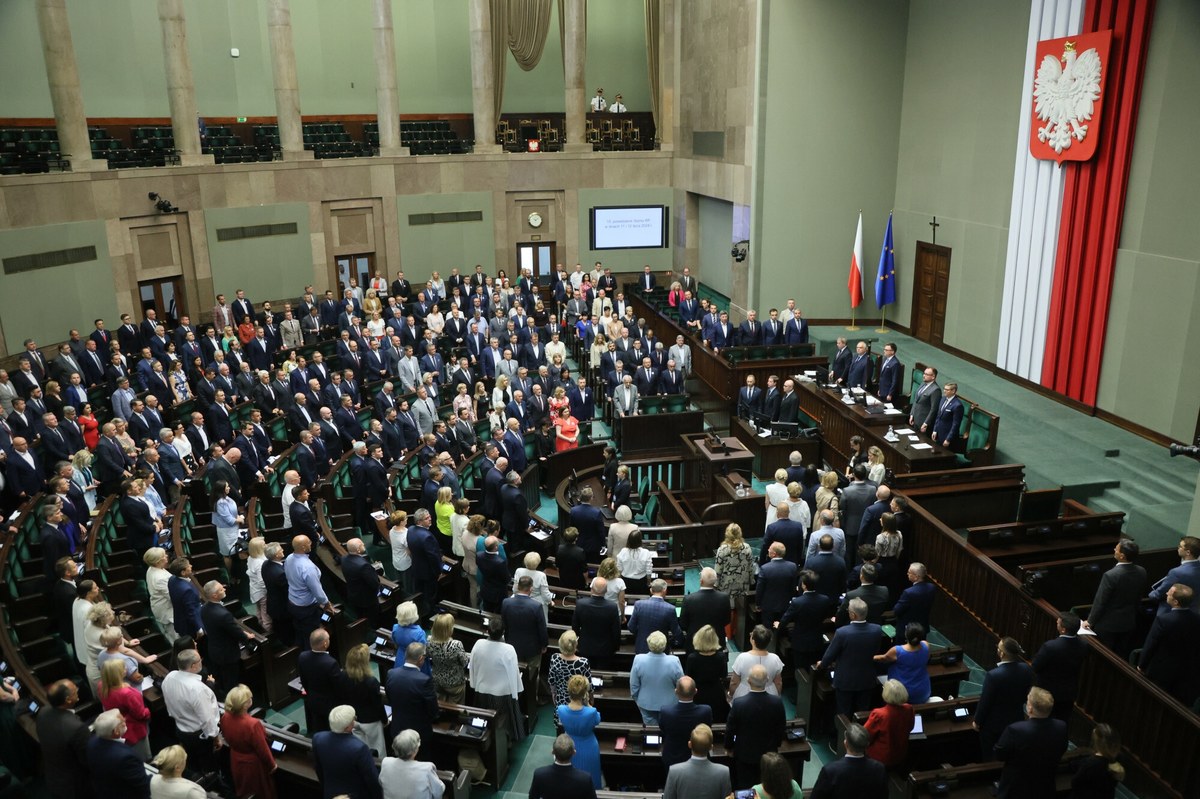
[876,306,888,333]
[847,306,859,331]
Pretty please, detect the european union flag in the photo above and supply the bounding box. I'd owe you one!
[875,212,896,308]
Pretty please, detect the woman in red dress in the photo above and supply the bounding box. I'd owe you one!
[219,685,277,799]
[553,405,579,453]
[79,402,100,450]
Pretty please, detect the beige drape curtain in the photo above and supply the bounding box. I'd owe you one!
[490,0,557,122]
[644,0,661,137]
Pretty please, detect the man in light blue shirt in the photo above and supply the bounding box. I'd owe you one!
[285,535,332,649]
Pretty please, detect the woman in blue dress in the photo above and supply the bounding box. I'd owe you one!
[391,600,432,675]
[873,622,931,704]
[557,674,602,788]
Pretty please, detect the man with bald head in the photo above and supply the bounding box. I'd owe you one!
[286,535,333,649]
[761,502,806,566]
[680,567,730,651]
[572,576,621,669]
[659,676,714,767]
[726,664,786,788]
[298,628,343,735]
[342,537,382,627]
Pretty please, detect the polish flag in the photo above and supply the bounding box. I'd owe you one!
[849,212,864,309]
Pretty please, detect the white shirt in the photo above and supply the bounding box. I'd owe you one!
[281,483,298,529]
[161,670,221,737]
[146,566,174,628]
[468,639,522,699]
[512,569,553,614]
[609,102,627,113]
[390,526,412,573]
[246,555,267,603]
[617,547,653,580]
[72,598,94,666]
[590,95,607,112]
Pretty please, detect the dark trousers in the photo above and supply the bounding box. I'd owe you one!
[834,686,875,718]
[209,659,240,701]
[735,758,762,790]
[289,602,322,650]
[415,577,438,619]
[176,729,219,778]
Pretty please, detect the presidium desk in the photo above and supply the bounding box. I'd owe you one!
[795,381,957,474]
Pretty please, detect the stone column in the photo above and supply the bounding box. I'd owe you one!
[34,0,105,171]
[371,0,407,156]
[561,0,590,152]
[469,0,501,153]
[657,0,679,151]
[156,0,210,165]
[266,0,311,160]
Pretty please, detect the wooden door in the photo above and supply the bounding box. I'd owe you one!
[911,242,951,345]
[137,277,186,326]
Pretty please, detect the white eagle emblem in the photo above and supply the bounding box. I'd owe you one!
[1033,42,1103,154]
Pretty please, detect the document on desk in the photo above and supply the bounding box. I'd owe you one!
[894,428,915,436]
[910,443,934,450]
[758,429,772,438]
[884,408,904,415]
[911,714,925,737]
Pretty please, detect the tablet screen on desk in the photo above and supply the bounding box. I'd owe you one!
[954,707,969,719]
[270,740,286,753]
[644,734,660,747]
[470,717,487,729]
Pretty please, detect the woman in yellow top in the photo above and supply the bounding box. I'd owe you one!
[434,485,455,542]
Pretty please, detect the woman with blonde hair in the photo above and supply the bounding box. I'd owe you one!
[558,674,603,788]
[336,644,387,757]
[363,287,383,317]
[392,601,431,675]
[686,625,730,722]
[84,602,152,686]
[548,630,592,724]
[99,659,152,760]
[245,536,270,633]
[864,678,915,767]
[596,557,626,616]
[367,310,386,343]
[388,509,412,594]
[491,374,512,412]
[815,469,841,522]
[512,551,553,618]
[452,382,474,421]
[143,547,177,642]
[459,514,485,607]
[219,684,277,799]
[715,523,755,647]
[549,385,570,416]
[434,485,455,541]
[150,745,207,798]
[472,381,489,421]
[606,505,638,561]
[867,445,887,485]
[764,469,791,531]
[427,613,470,704]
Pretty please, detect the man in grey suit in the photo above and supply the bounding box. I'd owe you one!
[668,334,692,378]
[909,365,941,430]
[410,385,437,436]
[1082,538,1147,658]
[663,723,731,799]
[839,464,876,564]
[612,374,639,417]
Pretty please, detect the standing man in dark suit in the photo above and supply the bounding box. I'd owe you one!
[973,636,1035,760]
[476,535,511,614]
[809,723,888,799]
[529,734,598,799]
[628,580,683,653]
[835,563,890,626]
[846,341,871,390]
[760,504,806,566]
[502,576,549,700]
[86,710,150,799]
[658,677,713,768]
[827,337,852,385]
[341,537,382,627]
[1082,538,1147,658]
[407,509,444,618]
[892,562,936,643]
[803,535,848,602]
[776,379,800,424]
[839,465,876,555]
[777,570,838,671]
[679,568,730,651]
[40,505,72,586]
[120,480,161,552]
[312,705,382,799]
[386,642,440,744]
[572,577,622,669]
[815,598,884,717]
[568,486,606,562]
[928,381,966,448]
[37,680,94,799]
[1137,583,1200,707]
[500,471,530,549]
[1148,535,1200,616]
[298,628,344,735]
[993,687,1069,799]
[1031,612,1087,721]
[725,664,786,789]
[262,542,292,642]
[756,542,798,628]
[875,343,902,403]
[199,580,254,699]
[555,528,589,590]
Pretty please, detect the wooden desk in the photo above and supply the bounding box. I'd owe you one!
[731,417,821,479]
[796,382,957,474]
[837,696,981,771]
[680,433,755,506]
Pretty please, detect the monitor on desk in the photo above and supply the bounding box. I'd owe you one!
[771,421,799,439]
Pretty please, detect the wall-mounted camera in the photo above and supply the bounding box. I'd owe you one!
[148,192,180,214]
[731,240,749,263]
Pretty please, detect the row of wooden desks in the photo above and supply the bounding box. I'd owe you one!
[796,381,957,473]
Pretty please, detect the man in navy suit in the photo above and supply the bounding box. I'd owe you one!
[809,723,887,799]
[815,598,883,716]
[386,642,440,744]
[875,342,902,402]
[567,377,595,421]
[736,374,763,419]
[87,710,151,798]
[761,308,785,346]
[628,580,683,653]
[120,480,161,552]
[974,636,1035,759]
[737,310,762,347]
[804,534,848,601]
[892,562,936,642]
[5,436,42,504]
[569,489,609,564]
[777,570,838,669]
[846,341,871,390]
[1031,612,1086,721]
[639,264,657,294]
[298,629,343,735]
[658,676,713,767]
[726,665,786,789]
[1148,535,1200,616]
[529,734,598,799]
[783,308,809,345]
[929,381,965,447]
[707,311,733,350]
[993,687,1068,799]
[502,576,549,698]
[407,509,445,617]
[760,504,806,566]
[312,705,382,798]
[757,542,799,628]
[1138,583,1200,706]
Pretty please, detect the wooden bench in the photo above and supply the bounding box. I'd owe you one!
[965,509,1125,568]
